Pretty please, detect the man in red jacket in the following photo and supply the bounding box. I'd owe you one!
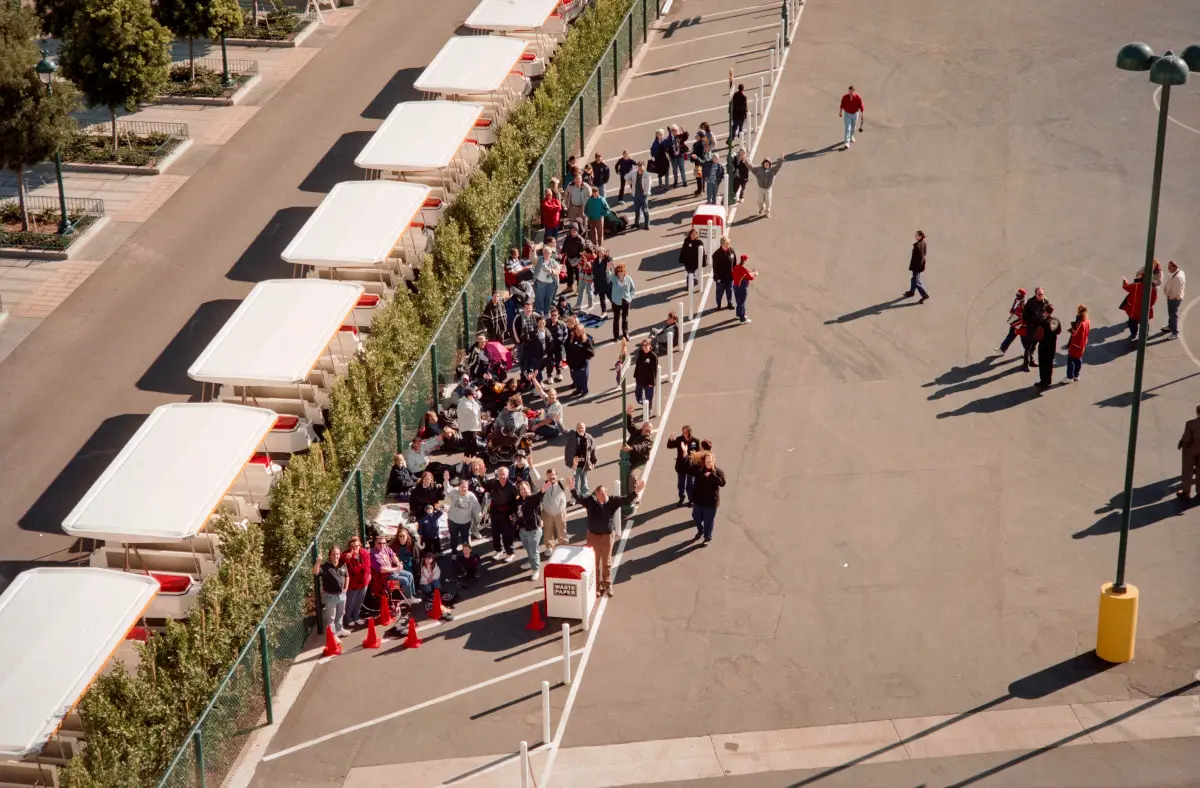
[839,86,864,148]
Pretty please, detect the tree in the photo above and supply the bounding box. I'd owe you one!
[0,3,79,231]
[155,0,242,82]
[59,0,171,152]
[33,0,83,39]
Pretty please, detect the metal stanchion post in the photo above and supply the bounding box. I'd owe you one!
[541,680,552,744]
[642,396,650,424]
[666,327,674,383]
[520,741,530,788]
[562,623,573,681]
[654,371,662,417]
[687,278,695,321]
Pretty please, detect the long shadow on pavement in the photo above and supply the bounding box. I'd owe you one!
[362,67,426,120]
[936,383,1042,418]
[18,414,148,535]
[298,130,375,194]
[227,206,314,282]
[925,360,1023,401]
[786,651,1196,788]
[825,297,914,324]
[1073,476,1188,539]
[136,299,242,396]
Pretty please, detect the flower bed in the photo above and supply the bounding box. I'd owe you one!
[234,7,315,41]
[0,202,99,252]
[64,131,183,168]
[161,63,254,99]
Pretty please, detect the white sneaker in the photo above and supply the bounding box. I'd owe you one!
[336,629,351,638]
[505,552,518,563]
[740,318,752,324]
[532,569,541,582]
[543,546,554,556]
[521,562,531,570]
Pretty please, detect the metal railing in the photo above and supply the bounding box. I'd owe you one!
[76,120,191,141]
[154,0,660,785]
[0,195,105,217]
[184,57,260,77]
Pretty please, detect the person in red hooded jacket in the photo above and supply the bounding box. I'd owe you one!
[341,535,372,626]
[541,189,563,240]
[1122,270,1157,341]
[732,254,759,325]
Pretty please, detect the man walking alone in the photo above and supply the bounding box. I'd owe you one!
[902,230,928,303]
[1161,260,1186,339]
[730,83,748,140]
[839,86,864,147]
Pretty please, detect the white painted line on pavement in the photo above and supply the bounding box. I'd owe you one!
[685,1,782,22]
[638,277,687,297]
[635,46,773,77]
[540,5,807,785]
[1153,85,1200,135]
[415,587,542,633]
[651,22,778,50]
[534,437,623,468]
[621,69,770,103]
[605,104,729,133]
[614,242,679,261]
[262,648,585,762]
[649,197,703,216]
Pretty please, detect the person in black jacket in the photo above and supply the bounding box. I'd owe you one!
[566,475,644,596]
[513,481,547,579]
[666,426,700,507]
[632,338,658,406]
[479,291,507,342]
[711,236,736,310]
[624,405,653,481]
[732,149,751,204]
[1035,304,1062,391]
[1021,287,1048,372]
[409,470,445,512]
[386,453,416,501]
[902,230,929,303]
[591,152,611,198]
[545,308,569,383]
[689,452,726,545]
[679,229,705,291]
[730,84,748,139]
[564,321,595,397]
[485,467,520,561]
[592,248,611,313]
[615,150,635,202]
[561,226,585,293]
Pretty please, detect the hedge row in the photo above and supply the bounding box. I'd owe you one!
[60,1,637,785]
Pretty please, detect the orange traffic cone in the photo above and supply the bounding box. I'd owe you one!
[402,617,422,649]
[429,589,446,620]
[322,625,342,657]
[525,601,546,631]
[377,593,394,627]
[362,618,382,649]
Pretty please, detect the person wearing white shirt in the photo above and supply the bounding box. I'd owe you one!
[442,474,482,553]
[456,387,483,456]
[566,177,589,222]
[625,162,653,231]
[404,435,441,473]
[1162,260,1186,338]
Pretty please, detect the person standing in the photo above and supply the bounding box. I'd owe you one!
[689,453,726,546]
[564,322,595,397]
[485,467,520,562]
[632,337,658,406]
[593,247,611,313]
[1162,260,1186,339]
[456,385,483,456]
[628,162,652,230]
[667,426,700,507]
[1065,304,1090,382]
[540,468,571,554]
[690,134,709,196]
[609,262,636,341]
[1177,405,1200,500]
[1035,304,1062,391]
[732,254,758,324]
[591,152,611,198]
[342,536,371,627]
[615,150,635,201]
[313,545,350,637]
[732,149,751,204]
[567,477,644,597]
[669,124,689,188]
[839,85,864,147]
[902,230,929,303]
[679,229,705,292]
[730,83,748,140]
[513,481,546,581]
[561,225,584,294]
[1021,287,1048,371]
[750,155,784,218]
[650,129,670,191]
[545,308,569,382]
[1121,270,1156,342]
[566,172,588,223]
[712,236,736,311]
[564,421,597,495]
[702,155,725,205]
[443,475,482,554]
[541,188,562,240]
[623,405,654,482]
[479,291,507,342]
[585,187,607,245]
[996,288,1027,355]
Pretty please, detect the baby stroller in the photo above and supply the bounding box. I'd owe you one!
[484,340,514,376]
[485,417,534,466]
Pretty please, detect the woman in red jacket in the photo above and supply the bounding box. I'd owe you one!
[1066,305,1090,382]
[732,254,759,325]
[541,188,563,240]
[342,535,372,626]
[1122,271,1156,341]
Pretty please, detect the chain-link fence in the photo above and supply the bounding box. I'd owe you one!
[156,1,660,784]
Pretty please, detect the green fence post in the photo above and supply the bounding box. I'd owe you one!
[612,44,619,93]
[354,469,366,545]
[579,98,586,155]
[310,539,321,631]
[490,244,498,292]
[393,401,403,451]
[560,126,567,177]
[641,0,647,42]
[259,625,274,725]
[539,161,546,196]
[516,203,524,249]
[619,448,633,517]
[461,290,471,349]
[655,0,661,18]
[782,0,790,46]
[193,730,206,788]
[430,345,440,405]
[627,20,634,67]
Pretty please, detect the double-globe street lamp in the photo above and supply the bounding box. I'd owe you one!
[33,50,74,236]
[1097,42,1200,664]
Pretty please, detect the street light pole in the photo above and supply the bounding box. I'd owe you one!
[35,50,73,236]
[220,34,234,90]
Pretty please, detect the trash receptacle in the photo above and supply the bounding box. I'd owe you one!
[691,204,726,261]
[543,544,596,621]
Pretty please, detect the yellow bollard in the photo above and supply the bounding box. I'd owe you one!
[1096,582,1139,663]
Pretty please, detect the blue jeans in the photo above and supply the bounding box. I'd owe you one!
[1066,356,1082,379]
[670,156,687,185]
[1168,298,1181,334]
[635,383,654,404]
[570,363,589,396]
[843,112,857,143]
[535,280,557,316]
[519,527,543,572]
[999,325,1018,352]
[420,579,441,597]
[677,471,694,503]
[714,279,733,309]
[597,184,607,198]
[734,280,749,321]
[731,117,745,139]
[321,591,346,633]
[345,588,368,623]
[544,224,559,240]
[632,195,649,228]
[534,422,563,439]
[693,506,717,541]
[705,180,719,204]
[575,281,595,310]
[656,170,668,188]
[908,272,928,298]
[574,465,591,496]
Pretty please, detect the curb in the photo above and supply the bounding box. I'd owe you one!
[223,18,319,49]
[155,74,262,107]
[0,216,111,262]
[61,138,194,177]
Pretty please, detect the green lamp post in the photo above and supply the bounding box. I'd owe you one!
[1096,42,1198,664]
[34,51,74,236]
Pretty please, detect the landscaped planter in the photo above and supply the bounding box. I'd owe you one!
[62,121,193,175]
[156,60,261,106]
[0,200,107,261]
[224,12,318,47]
